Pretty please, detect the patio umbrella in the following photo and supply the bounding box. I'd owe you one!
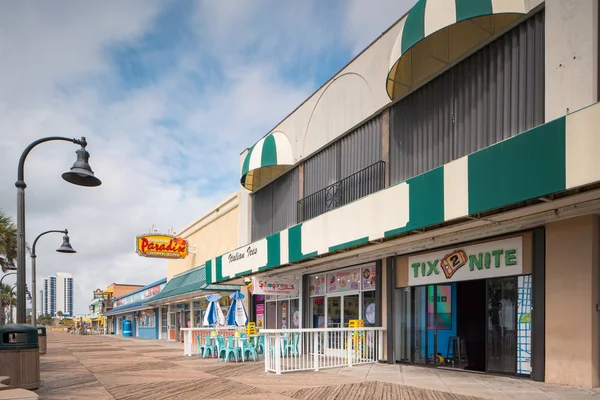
[226,291,248,327]
[203,294,225,327]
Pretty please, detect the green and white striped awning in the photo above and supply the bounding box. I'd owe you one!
[241,131,294,191]
[387,0,527,100]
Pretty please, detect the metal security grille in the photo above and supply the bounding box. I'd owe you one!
[251,167,299,242]
[390,11,545,185]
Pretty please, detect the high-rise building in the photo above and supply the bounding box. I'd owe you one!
[41,272,73,317]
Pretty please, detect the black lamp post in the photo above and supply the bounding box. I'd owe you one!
[31,230,76,326]
[15,137,101,324]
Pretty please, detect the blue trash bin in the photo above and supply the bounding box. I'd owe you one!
[123,320,132,337]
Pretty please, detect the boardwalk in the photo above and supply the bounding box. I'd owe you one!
[37,332,600,400]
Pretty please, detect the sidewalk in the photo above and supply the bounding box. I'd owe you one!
[37,332,600,400]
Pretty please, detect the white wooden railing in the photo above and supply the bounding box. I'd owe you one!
[261,327,385,374]
[181,327,239,356]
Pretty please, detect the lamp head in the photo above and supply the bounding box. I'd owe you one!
[62,140,102,187]
[56,234,77,254]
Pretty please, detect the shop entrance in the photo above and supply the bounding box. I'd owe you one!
[326,294,359,328]
[396,277,518,375]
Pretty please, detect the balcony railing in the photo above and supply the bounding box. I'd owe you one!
[297,161,385,223]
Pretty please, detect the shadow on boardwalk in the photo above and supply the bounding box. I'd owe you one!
[36,332,598,400]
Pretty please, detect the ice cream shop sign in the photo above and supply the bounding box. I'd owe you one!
[136,234,188,259]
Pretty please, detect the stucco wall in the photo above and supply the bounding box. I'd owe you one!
[545,215,600,387]
[167,203,239,280]
[545,0,599,120]
[108,284,144,299]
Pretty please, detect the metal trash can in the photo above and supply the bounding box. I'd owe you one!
[123,320,132,337]
[37,326,47,355]
[0,324,39,389]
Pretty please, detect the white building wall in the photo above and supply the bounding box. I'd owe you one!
[545,0,599,120]
[239,1,599,241]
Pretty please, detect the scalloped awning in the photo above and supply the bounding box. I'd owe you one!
[387,0,527,100]
[241,132,294,192]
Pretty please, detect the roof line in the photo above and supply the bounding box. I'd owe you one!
[239,5,413,155]
[113,277,167,301]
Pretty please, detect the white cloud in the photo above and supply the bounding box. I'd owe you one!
[343,0,415,54]
[0,0,413,315]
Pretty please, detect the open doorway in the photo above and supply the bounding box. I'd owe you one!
[403,277,517,374]
[456,280,486,372]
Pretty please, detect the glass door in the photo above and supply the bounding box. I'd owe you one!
[160,307,167,338]
[412,285,447,366]
[265,301,277,329]
[310,297,325,328]
[327,296,341,328]
[343,294,359,326]
[487,277,517,374]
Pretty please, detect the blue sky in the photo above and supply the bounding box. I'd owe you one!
[0,0,414,314]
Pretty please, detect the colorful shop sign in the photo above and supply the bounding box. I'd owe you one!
[327,269,361,294]
[248,276,299,297]
[136,234,188,259]
[309,275,326,296]
[408,237,523,286]
[361,265,377,291]
[143,283,165,299]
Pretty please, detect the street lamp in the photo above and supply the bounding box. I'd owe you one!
[31,230,76,327]
[15,137,101,324]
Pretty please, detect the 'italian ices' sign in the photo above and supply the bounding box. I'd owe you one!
[408,237,523,286]
[222,239,267,278]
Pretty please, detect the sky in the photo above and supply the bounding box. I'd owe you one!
[0,0,414,315]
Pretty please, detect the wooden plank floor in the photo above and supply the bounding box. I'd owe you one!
[36,332,484,400]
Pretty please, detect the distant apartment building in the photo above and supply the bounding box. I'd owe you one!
[41,272,73,317]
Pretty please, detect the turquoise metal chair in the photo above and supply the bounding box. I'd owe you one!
[215,334,225,357]
[222,335,241,362]
[194,334,205,357]
[242,336,259,362]
[284,332,300,357]
[203,335,218,358]
[256,334,265,354]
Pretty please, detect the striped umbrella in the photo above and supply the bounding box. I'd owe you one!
[203,294,225,327]
[225,291,248,327]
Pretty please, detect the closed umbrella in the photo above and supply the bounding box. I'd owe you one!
[203,294,225,327]
[226,291,248,327]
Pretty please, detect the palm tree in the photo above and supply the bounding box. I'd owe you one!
[0,212,17,273]
[0,283,16,325]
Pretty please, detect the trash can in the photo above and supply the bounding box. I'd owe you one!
[0,324,39,389]
[123,320,132,337]
[37,326,47,355]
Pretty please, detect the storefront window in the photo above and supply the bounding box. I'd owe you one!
[278,300,289,329]
[362,291,376,327]
[290,299,300,329]
[263,296,300,329]
[310,297,325,328]
[139,311,155,328]
[266,301,276,329]
[308,263,378,328]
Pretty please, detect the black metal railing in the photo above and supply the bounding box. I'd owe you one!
[297,161,385,223]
